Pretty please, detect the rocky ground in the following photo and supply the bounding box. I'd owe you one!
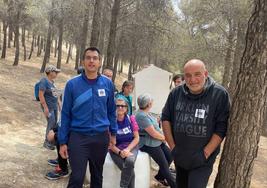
[0,54,266,188]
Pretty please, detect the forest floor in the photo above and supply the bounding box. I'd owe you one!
[0,50,267,188]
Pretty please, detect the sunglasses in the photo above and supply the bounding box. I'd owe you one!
[116,105,127,108]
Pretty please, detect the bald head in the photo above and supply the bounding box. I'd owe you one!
[183,59,208,94]
[184,59,206,72]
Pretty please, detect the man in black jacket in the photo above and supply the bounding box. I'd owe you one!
[162,59,230,188]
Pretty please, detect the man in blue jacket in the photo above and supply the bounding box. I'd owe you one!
[58,47,117,188]
[162,59,230,188]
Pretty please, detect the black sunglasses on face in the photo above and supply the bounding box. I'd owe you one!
[116,105,127,108]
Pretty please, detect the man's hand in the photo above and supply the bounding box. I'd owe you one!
[203,134,223,159]
[47,130,55,142]
[109,135,116,147]
[60,144,68,159]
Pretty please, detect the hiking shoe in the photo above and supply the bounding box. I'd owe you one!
[43,142,55,150]
[48,159,58,167]
[45,168,69,180]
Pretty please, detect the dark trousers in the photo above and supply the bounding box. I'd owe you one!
[175,165,213,188]
[140,143,176,188]
[56,143,68,172]
[67,131,109,188]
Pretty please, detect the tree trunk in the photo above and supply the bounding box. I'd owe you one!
[54,38,57,58]
[228,22,246,97]
[79,3,90,62]
[222,19,235,89]
[7,24,12,48]
[28,34,35,59]
[13,10,20,66]
[128,46,137,80]
[75,45,80,69]
[36,35,41,56]
[90,0,102,47]
[112,50,120,82]
[119,60,123,74]
[1,21,8,59]
[22,26,26,61]
[0,23,2,50]
[66,44,72,64]
[106,0,121,69]
[57,16,63,69]
[41,0,54,73]
[98,2,108,54]
[214,1,267,187]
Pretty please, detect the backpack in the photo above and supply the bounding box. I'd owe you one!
[34,81,40,101]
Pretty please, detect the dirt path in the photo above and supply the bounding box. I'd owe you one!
[0,58,266,188]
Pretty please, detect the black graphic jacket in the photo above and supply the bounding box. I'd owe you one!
[162,76,230,170]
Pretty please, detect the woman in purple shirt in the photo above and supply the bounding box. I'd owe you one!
[109,97,139,188]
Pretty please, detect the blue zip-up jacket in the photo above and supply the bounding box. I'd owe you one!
[58,73,117,144]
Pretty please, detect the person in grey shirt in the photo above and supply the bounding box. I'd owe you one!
[135,93,176,188]
[39,65,61,150]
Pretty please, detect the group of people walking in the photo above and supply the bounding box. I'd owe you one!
[39,47,230,188]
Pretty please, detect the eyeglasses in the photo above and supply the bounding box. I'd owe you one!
[116,105,127,108]
[85,56,99,61]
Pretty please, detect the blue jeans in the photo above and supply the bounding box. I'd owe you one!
[109,147,138,188]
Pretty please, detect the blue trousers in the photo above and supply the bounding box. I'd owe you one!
[67,131,109,188]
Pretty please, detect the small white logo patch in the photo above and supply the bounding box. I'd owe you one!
[195,109,205,119]
[122,127,131,134]
[98,89,106,97]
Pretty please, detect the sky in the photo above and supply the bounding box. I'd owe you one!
[171,0,182,16]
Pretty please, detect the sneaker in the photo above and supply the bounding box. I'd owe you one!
[45,167,69,180]
[43,142,55,150]
[48,159,58,167]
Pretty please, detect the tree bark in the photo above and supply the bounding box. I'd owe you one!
[66,44,72,64]
[98,2,108,54]
[7,24,12,48]
[28,34,35,59]
[90,0,102,47]
[22,26,27,61]
[214,1,267,187]
[106,0,121,69]
[222,19,235,89]
[0,23,2,50]
[57,16,64,69]
[229,22,246,97]
[75,45,80,70]
[13,9,20,66]
[112,50,120,82]
[128,45,137,80]
[54,38,57,58]
[40,0,54,73]
[79,2,90,63]
[1,21,8,59]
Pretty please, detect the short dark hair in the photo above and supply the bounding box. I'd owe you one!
[121,80,134,92]
[82,47,101,60]
[172,74,184,82]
